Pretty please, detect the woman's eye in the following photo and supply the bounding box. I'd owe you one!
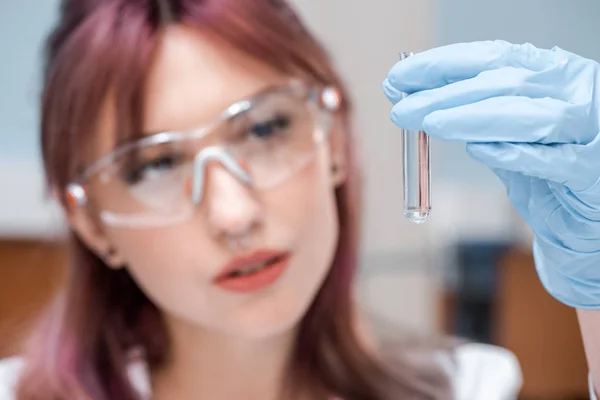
[123,155,178,185]
[249,114,291,139]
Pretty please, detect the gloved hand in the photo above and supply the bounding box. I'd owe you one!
[383,40,600,309]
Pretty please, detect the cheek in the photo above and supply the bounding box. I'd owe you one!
[104,226,211,305]
[264,150,340,294]
[267,149,338,248]
[104,225,229,333]
[107,228,175,267]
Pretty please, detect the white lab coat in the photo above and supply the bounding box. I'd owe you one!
[0,343,524,399]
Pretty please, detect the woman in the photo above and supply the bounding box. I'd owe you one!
[0,0,520,398]
[1,0,599,399]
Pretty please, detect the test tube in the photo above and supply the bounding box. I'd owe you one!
[399,51,431,224]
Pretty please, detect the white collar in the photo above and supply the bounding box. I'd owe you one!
[125,349,152,399]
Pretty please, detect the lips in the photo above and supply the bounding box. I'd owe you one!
[213,249,291,293]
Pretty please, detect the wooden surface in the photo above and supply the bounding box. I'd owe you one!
[495,248,588,399]
[0,240,66,358]
[437,246,589,399]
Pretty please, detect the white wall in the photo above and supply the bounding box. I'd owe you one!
[0,159,64,238]
[293,0,440,333]
[294,0,437,255]
[0,0,63,237]
[0,1,58,161]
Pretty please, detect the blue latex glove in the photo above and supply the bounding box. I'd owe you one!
[383,40,600,309]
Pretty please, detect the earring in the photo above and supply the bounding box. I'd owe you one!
[102,247,125,269]
[105,247,117,258]
[331,162,346,187]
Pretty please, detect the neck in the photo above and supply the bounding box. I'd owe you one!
[151,315,302,400]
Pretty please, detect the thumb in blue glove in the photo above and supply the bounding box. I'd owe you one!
[383,40,600,309]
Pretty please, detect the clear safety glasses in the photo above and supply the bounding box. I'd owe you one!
[65,81,342,228]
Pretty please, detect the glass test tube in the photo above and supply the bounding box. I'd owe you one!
[400,51,431,224]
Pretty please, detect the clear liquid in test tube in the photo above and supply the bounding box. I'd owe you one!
[400,51,431,224]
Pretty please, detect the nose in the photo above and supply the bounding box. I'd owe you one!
[202,161,263,241]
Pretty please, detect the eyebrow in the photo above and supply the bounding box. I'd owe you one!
[127,83,287,146]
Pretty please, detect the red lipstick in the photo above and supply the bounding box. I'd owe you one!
[213,249,290,293]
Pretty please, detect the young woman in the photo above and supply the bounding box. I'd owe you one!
[4,0,600,399]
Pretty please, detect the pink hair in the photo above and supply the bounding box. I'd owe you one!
[17,1,450,399]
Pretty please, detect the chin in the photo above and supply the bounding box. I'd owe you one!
[222,289,315,340]
[212,257,331,340]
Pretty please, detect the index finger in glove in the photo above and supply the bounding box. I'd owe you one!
[386,40,563,94]
[466,140,600,192]
[419,96,593,145]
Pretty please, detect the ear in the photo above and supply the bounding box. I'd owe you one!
[57,187,126,269]
[328,113,348,187]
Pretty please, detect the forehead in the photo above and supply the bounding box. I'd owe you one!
[143,25,287,134]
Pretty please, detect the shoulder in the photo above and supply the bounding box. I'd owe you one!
[0,346,522,400]
[0,357,25,400]
[440,343,522,400]
[0,352,151,400]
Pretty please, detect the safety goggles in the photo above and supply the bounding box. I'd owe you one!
[65,81,342,228]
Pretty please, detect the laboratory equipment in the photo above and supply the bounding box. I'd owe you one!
[386,41,600,309]
[399,51,431,224]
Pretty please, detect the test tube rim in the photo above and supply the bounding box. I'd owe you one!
[399,51,416,60]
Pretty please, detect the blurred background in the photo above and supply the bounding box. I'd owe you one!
[1,1,599,398]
